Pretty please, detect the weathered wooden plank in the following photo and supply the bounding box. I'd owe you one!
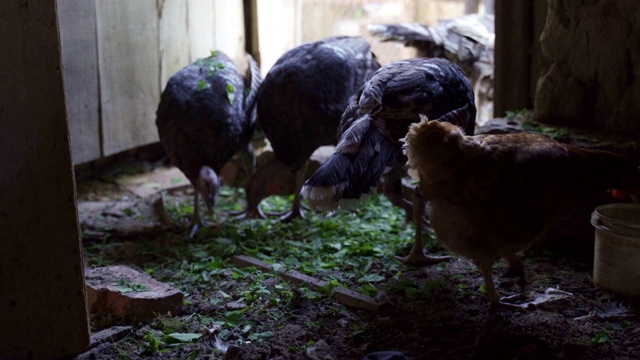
[257,0,297,72]
[213,0,245,60]
[231,255,387,312]
[96,0,160,156]
[159,0,190,89]
[57,0,100,164]
[187,0,216,62]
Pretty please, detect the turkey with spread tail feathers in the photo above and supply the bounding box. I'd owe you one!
[405,115,640,312]
[301,58,476,265]
[156,51,262,236]
[239,36,380,222]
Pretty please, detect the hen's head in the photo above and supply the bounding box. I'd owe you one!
[196,166,220,215]
[613,166,640,203]
[404,115,466,156]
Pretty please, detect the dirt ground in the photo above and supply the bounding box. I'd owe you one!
[76,164,640,360]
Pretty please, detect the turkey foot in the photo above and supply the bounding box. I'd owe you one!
[397,188,453,266]
[233,205,267,220]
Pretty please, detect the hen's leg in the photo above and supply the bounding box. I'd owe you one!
[396,188,452,266]
[383,168,413,222]
[503,254,527,292]
[278,161,308,223]
[478,261,524,313]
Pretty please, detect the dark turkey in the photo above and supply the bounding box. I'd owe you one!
[301,57,476,264]
[368,14,494,125]
[241,36,380,222]
[156,51,261,236]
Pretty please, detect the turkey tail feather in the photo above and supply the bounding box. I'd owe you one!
[243,53,262,115]
[301,114,397,210]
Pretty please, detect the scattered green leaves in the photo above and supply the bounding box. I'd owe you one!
[116,278,149,293]
[143,331,202,353]
[83,187,432,358]
[590,331,610,345]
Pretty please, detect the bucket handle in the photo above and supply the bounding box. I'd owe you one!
[591,211,640,237]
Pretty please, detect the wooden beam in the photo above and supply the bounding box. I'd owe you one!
[231,255,388,312]
[494,0,534,117]
[243,0,261,65]
[0,1,90,357]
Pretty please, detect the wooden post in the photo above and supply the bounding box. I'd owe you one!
[244,0,261,65]
[494,0,547,117]
[494,0,532,117]
[0,2,90,358]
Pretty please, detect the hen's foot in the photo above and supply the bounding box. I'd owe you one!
[395,252,453,267]
[489,301,526,314]
[488,293,528,313]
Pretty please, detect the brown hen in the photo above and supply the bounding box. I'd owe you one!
[405,115,640,312]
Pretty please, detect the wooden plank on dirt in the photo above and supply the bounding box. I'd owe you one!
[187,0,216,62]
[57,0,101,164]
[159,0,190,90]
[96,0,160,156]
[231,255,387,312]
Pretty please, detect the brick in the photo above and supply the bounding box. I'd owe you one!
[85,265,183,325]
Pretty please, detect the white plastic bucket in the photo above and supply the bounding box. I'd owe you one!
[591,204,640,300]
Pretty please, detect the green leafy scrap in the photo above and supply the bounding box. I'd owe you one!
[226,83,235,105]
[196,80,210,91]
[116,278,149,293]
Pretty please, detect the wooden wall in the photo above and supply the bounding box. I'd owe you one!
[58,0,245,164]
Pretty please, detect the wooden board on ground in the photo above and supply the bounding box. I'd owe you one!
[231,255,388,312]
[78,200,167,237]
[114,166,189,198]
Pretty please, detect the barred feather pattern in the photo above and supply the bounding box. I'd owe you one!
[301,57,476,210]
